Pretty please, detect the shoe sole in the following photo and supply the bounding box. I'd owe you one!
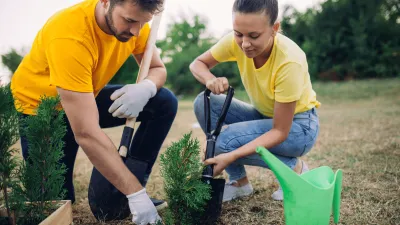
[222,191,254,203]
[271,196,283,201]
[155,201,168,211]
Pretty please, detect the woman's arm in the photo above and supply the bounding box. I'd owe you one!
[190,50,219,85]
[204,101,296,175]
[231,101,296,160]
[189,50,229,94]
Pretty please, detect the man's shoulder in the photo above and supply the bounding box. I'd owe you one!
[43,1,94,43]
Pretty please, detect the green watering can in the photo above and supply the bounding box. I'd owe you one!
[256,146,343,225]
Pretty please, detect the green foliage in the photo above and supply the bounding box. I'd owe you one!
[281,0,400,80]
[109,55,139,84]
[0,84,20,224]
[1,49,23,74]
[313,77,400,103]
[12,96,67,224]
[157,15,241,95]
[106,0,399,93]
[160,132,211,225]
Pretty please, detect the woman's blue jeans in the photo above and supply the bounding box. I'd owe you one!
[194,92,319,181]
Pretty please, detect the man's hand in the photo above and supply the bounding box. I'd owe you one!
[204,152,237,177]
[108,79,157,118]
[205,77,229,95]
[127,188,162,225]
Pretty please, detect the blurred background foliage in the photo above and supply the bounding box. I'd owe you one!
[2,0,399,96]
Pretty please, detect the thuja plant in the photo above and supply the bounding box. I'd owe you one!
[12,95,67,224]
[160,132,211,225]
[0,84,20,225]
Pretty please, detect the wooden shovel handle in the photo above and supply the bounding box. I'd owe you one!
[119,13,163,157]
[127,13,163,128]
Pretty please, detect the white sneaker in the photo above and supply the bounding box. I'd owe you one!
[271,160,309,201]
[222,181,254,202]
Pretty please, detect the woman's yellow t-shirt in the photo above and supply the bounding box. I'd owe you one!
[11,0,150,115]
[210,32,321,117]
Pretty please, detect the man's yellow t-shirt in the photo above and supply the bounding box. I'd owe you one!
[11,0,150,115]
[210,32,321,117]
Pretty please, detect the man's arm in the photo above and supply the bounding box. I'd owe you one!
[57,87,142,195]
[133,45,166,89]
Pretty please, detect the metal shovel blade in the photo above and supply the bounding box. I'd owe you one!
[201,177,225,225]
[88,158,148,221]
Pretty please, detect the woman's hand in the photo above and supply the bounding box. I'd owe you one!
[205,77,229,95]
[204,152,237,177]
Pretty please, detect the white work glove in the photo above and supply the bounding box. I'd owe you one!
[108,79,157,118]
[127,188,162,225]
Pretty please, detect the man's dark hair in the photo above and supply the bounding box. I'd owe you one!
[110,0,164,14]
[233,0,278,25]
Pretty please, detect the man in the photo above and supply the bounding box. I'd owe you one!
[11,0,177,223]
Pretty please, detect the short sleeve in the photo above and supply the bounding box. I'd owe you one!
[274,62,304,103]
[132,23,150,55]
[210,32,236,62]
[47,38,94,93]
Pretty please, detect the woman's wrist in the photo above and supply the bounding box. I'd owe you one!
[230,150,242,161]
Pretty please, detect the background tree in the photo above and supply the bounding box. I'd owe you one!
[281,0,400,80]
[104,0,400,94]
[108,55,139,85]
[157,15,241,96]
[1,49,23,75]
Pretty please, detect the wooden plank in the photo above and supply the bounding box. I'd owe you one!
[39,200,72,225]
[1,200,72,225]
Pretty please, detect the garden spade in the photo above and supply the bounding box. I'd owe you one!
[88,12,163,222]
[201,87,234,224]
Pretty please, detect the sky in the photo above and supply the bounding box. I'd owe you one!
[0,0,323,82]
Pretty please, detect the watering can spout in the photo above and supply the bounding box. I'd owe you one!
[255,147,300,190]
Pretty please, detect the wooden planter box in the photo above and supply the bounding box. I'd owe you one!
[0,200,72,225]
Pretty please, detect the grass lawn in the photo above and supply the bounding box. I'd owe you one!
[17,78,399,224]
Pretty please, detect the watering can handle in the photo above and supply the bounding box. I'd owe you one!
[203,87,235,177]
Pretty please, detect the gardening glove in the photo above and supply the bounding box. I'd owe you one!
[109,79,157,118]
[206,77,229,95]
[127,188,162,225]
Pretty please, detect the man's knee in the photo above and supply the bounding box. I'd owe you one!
[154,87,178,115]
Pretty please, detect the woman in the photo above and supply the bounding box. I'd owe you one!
[189,0,320,202]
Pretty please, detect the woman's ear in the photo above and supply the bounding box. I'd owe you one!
[272,22,280,36]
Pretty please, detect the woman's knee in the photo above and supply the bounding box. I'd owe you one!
[193,91,205,119]
[214,125,237,155]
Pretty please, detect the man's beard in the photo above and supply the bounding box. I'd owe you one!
[105,11,132,42]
